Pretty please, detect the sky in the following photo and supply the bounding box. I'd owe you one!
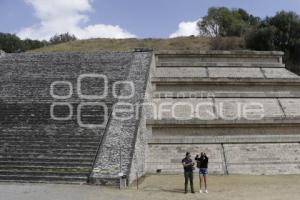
[0,0,300,40]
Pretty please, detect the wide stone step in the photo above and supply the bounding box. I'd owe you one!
[1,144,98,149]
[0,130,101,135]
[155,50,284,68]
[0,132,99,136]
[0,165,91,172]
[1,148,96,154]
[0,161,92,167]
[0,170,89,176]
[0,174,87,183]
[0,164,91,168]
[0,140,99,145]
[0,135,100,140]
[0,157,93,162]
[156,62,285,68]
[0,133,99,138]
[0,153,95,159]
[0,152,95,157]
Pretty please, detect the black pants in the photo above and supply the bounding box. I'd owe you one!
[184,171,194,193]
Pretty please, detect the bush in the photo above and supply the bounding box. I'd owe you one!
[22,39,47,51]
[210,37,245,50]
[267,11,300,50]
[245,26,276,51]
[0,33,23,53]
[244,11,300,73]
[50,33,77,44]
[199,7,260,37]
[0,33,47,53]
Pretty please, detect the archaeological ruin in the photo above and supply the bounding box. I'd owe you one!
[0,50,300,185]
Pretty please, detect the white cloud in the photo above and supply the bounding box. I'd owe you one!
[169,19,201,38]
[18,0,136,40]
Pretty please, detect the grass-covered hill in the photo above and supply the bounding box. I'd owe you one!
[31,37,244,52]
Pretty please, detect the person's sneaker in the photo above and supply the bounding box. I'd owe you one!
[199,190,203,193]
[205,189,208,193]
[191,191,195,194]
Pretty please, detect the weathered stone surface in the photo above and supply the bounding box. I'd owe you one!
[147,50,300,175]
[149,135,300,144]
[90,52,152,185]
[2,49,300,184]
[152,98,215,120]
[262,68,299,78]
[208,67,264,78]
[0,50,5,58]
[156,50,284,68]
[0,51,145,183]
[224,143,300,175]
[149,97,300,121]
[146,144,225,174]
[214,98,284,119]
[279,99,300,117]
[155,67,207,78]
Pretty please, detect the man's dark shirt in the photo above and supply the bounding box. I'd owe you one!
[195,156,209,169]
[182,157,194,172]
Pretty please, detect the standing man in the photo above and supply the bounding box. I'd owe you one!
[182,152,195,194]
[195,152,209,193]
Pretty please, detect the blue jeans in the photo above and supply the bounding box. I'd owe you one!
[199,168,208,176]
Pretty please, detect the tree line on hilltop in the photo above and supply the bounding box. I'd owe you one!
[198,7,300,71]
[0,32,77,53]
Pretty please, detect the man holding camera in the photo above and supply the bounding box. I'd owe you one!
[182,152,195,194]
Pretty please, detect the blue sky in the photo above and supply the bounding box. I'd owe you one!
[0,0,300,40]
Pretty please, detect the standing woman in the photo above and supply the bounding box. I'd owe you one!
[195,152,209,193]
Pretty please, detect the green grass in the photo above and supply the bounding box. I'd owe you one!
[30,37,217,52]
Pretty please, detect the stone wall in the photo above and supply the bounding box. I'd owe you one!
[90,52,152,185]
[224,143,300,175]
[146,144,225,174]
[146,143,300,175]
[146,50,300,176]
[128,54,155,183]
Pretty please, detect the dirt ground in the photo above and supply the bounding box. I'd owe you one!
[1,175,300,200]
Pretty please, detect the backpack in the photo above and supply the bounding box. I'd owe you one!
[196,160,201,168]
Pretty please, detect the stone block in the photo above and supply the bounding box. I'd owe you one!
[146,144,225,174]
[208,67,264,78]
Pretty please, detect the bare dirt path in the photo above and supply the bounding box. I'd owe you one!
[0,175,299,200]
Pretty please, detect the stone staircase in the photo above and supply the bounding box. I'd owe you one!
[0,125,100,183]
[0,52,133,183]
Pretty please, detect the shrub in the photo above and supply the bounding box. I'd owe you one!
[245,26,276,51]
[210,37,245,50]
[50,33,77,44]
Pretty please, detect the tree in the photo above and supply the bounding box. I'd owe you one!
[22,39,47,51]
[50,33,77,44]
[267,11,300,51]
[0,33,47,53]
[245,11,300,72]
[198,7,260,37]
[245,26,276,51]
[0,33,23,53]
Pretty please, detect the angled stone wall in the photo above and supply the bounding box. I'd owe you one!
[90,52,152,185]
